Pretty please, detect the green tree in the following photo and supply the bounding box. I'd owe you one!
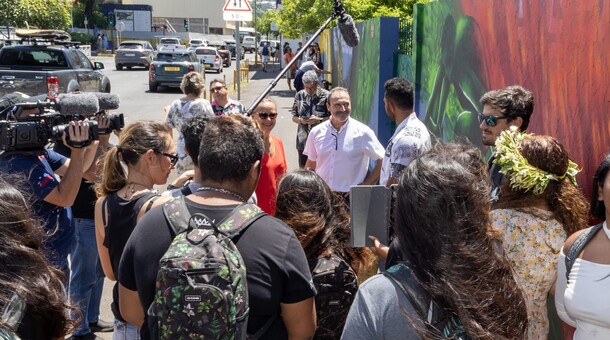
[0,0,71,31]
[274,0,429,37]
[255,10,278,36]
[72,0,108,29]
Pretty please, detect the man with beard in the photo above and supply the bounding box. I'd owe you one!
[478,85,534,201]
[303,87,384,199]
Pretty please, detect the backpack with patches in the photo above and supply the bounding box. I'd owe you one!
[148,195,267,339]
[309,253,358,339]
[384,263,470,340]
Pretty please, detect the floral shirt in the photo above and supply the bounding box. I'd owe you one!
[211,98,246,116]
[491,208,566,340]
[165,98,213,174]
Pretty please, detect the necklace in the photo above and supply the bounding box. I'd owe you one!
[196,186,246,202]
[123,182,150,199]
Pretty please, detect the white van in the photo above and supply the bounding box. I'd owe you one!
[242,36,256,53]
[188,39,209,50]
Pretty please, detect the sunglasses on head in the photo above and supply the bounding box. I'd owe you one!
[477,113,508,127]
[155,150,179,166]
[256,112,278,119]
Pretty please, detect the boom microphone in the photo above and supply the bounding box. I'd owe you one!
[93,92,120,110]
[338,12,360,47]
[56,93,99,116]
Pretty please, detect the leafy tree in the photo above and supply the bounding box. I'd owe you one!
[274,0,429,38]
[0,0,71,31]
[72,0,108,29]
[255,10,278,36]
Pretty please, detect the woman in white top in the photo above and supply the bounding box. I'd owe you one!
[164,72,213,174]
[555,154,610,339]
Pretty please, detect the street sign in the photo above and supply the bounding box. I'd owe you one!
[223,0,253,21]
[116,21,125,32]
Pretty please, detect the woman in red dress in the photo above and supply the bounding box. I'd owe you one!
[252,97,288,215]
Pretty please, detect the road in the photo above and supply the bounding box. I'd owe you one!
[88,52,299,339]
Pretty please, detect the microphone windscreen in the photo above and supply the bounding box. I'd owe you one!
[93,92,120,110]
[338,14,360,47]
[57,93,99,116]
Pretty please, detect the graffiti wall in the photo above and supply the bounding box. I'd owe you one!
[318,17,399,146]
[413,0,610,197]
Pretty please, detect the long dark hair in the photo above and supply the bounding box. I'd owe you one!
[275,170,364,271]
[396,143,528,339]
[0,175,77,337]
[591,153,610,221]
[493,135,590,234]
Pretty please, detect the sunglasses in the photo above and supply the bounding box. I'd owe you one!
[156,151,179,166]
[210,86,225,93]
[256,112,278,119]
[477,113,508,127]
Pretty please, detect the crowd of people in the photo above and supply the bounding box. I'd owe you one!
[0,60,608,340]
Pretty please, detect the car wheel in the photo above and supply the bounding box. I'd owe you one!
[116,64,123,71]
[149,82,158,92]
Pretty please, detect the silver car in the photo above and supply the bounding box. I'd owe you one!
[114,40,154,70]
[194,47,223,73]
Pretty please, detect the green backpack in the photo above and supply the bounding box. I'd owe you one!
[148,196,267,339]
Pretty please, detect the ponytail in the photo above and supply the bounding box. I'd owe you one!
[95,146,126,197]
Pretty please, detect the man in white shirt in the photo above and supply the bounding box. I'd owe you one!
[304,87,385,195]
[380,77,432,187]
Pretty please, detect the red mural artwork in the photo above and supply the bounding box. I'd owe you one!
[459,0,610,198]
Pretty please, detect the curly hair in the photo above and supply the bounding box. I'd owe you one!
[275,170,366,272]
[396,143,528,339]
[180,71,205,97]
[493,135,590,234]
[479,85,534,130]
[0,175,77,337]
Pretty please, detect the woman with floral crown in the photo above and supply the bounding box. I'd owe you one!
[491,127,589,339]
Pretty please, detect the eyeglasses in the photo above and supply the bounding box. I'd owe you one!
[477,113,508,127]
[256,112,278,119]
[156,151,179,166]
[210,86,225,93]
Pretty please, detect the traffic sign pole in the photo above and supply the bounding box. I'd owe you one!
[236,21,241,100]
[223,0,252,100]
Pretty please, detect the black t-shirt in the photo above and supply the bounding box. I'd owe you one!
[119,197,316,340]
[53,141,96,219]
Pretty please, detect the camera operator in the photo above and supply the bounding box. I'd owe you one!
[53,114,116,336]
[0,110,99,278]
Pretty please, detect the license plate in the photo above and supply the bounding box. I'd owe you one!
[165,66,180,71]
[204,64,211,69]
[125,53,135,57]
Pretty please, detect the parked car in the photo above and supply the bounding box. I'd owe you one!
[114,40,154,70]
[224,39,245,60]
[207,41,231,67]
[242,36,256,53]
[188,39,208,49]
[0,43,110,97]
[194,47,223,73]
[258,40,280,58]
[156,37,185,51]
[148,50,203,92]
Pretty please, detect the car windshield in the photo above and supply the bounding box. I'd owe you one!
[155,53,190,62]
[160,39,179,44]
[225,41,236,46]
[119,43,144,49]
[196,49,215,56]
[190,40,203,44]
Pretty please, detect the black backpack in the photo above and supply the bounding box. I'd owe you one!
[309,253,358,339]
[564,223,604,282]
[383,263,470,340]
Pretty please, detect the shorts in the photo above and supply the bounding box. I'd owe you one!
[262,55,269,63]
[286,69,296,79]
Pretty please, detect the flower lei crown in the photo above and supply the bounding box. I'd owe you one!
[493,126,580,194]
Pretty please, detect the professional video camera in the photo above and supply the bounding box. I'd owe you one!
[0,92,123,153]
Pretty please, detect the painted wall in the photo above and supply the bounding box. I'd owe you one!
[318,17,399,146]
[413,0,610,197]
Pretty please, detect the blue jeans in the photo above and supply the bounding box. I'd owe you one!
[69,218,105,336]
[113,319,140,340]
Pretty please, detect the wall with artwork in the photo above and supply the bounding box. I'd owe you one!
[413,0,610,197]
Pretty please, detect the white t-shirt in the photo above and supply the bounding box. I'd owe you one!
[303,118,384,192]
[380,113,431,186]
[555,222,610,340]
